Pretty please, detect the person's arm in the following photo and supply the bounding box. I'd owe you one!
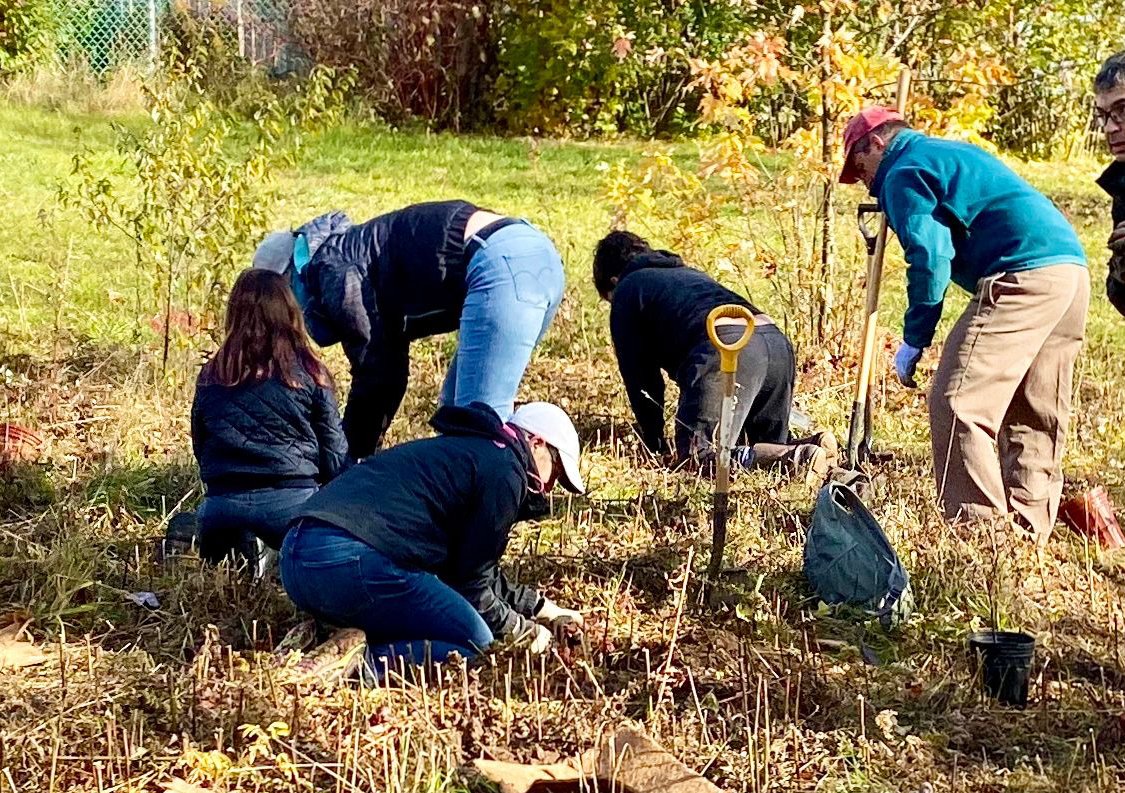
[486,564,544,616]
[447,471,538,639]
[190,383,207,463]
[314,255,372,355]
[881,166,957,349]
[610,294,668,454]
[343,336,409,459]
[311,383,350,482]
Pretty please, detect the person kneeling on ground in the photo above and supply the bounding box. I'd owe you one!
[191,269,349,575]
[592,231,836,481]
[279,401,585,673]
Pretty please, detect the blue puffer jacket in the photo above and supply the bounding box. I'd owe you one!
[191,371,349,495]
[289,200,480,457]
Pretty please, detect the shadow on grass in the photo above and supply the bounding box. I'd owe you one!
[0,454,306,662]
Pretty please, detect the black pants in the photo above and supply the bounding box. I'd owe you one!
[673,324,795,463]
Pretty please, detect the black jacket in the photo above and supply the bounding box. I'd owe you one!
[191,372,349,495]
[296,403,546,639]
[609,251,763,453]
[292,200,480,458]
[1097,161,1125,317]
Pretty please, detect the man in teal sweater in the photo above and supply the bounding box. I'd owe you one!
[840,107,1089,543]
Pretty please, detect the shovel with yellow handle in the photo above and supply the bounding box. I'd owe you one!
[704,304,756,585]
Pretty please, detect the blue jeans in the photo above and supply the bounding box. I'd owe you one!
[280,522,494,668]
[197,486,316,568]
[440,222,565,420]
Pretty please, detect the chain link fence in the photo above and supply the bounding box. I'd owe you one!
[51,0,299,74]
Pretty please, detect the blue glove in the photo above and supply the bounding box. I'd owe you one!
[894,342,923,388]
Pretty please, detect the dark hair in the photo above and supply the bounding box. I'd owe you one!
[592,230,652,298]
[1095,51,1125,93]
[852,120,911,157]
[201,269,333,390]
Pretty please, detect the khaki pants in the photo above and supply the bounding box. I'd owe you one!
[929,265,1089,538]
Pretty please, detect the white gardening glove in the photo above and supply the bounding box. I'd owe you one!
[535,597,584,627]
[894,342,923,388]
[528,623,553,654]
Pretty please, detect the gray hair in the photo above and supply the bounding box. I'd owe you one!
[852,119,910,157]
[1095,51,1125,93]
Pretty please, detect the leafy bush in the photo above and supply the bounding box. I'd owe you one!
[288,0,493,130]
[0,0,55,73]
[161,5,302,119]
[59,46,351,379]
[493,0,754,137]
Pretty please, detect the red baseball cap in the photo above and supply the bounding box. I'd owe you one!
[839,107,905,184]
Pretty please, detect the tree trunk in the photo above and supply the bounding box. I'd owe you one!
[817,11,836,345]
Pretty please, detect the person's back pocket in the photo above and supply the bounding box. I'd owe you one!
[504,250,564,309]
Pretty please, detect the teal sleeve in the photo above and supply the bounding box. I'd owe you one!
[882,167,956,349]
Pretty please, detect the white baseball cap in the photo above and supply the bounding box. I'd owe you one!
[509,402,585,494]
[252,231,296,274]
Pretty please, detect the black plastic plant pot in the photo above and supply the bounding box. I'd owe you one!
[968,630,1036,707]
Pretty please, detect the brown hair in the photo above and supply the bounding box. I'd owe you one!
[201,269,334,390]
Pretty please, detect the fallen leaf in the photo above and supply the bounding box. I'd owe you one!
[161,780,210,793]
[0,623,47,669]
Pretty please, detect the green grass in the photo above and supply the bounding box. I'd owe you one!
[2,99,1125,793]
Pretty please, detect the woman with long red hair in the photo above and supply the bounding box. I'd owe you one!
[191,268,348,572]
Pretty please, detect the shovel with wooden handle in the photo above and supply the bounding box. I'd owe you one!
[844,67,912,471]
[845,201,887,469]
[704,304,756,585]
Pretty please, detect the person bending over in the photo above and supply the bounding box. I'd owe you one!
[191,269,348,574]
[279,401,585,673]
[592,231,835,480]
[840,106,1088,542]
[252,200,565,459]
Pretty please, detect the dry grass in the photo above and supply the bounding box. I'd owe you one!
[1,100,1124,792]
[2,62,148,116]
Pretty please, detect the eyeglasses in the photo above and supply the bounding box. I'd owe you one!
[1095,101,1125,129]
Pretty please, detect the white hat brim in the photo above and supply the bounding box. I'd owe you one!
[558,449,585,494]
